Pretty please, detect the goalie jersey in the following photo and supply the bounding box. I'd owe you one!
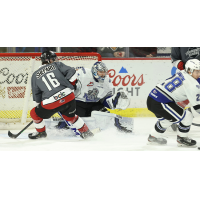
[149,69,200,114]
[75,67,113,103]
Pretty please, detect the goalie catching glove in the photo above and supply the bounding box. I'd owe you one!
[106,90,130,110]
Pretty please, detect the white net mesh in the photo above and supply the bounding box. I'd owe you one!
[0,53,101,128]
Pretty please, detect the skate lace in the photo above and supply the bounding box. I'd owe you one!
[31,132,39,136]
[157,138,166,142]
[184,137,191,142]
[179,136,192,142]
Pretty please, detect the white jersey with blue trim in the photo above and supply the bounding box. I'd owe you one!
[149,69,200,107]
[75,67,113,102]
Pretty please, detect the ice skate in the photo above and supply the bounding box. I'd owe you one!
[80,129,94,139]
[177,135,196,147]
[148,134,167,145]
[28,131,47,139]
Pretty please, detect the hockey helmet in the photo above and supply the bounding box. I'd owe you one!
[185,59,200,76]
[91,62,108,83]
[41,51,57,63]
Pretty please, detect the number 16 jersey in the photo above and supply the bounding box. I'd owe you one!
[149,69,200,108]
[31,62,76,105]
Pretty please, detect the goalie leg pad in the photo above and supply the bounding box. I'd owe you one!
[91,111,134,133]
[114,117,133,133]
[91,111,116,130]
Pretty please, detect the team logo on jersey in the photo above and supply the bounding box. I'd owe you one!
[87,82,94,86]
[153,89,157,94]
[83,88,100,102]
[185,47,200,59]
[54,92,66,100]
[60,99,65,103]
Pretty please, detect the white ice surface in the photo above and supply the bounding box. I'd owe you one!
[1,117,200,151]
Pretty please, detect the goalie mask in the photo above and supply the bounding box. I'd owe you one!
[185,59,200,76]
[91,62,108,83]
[41,51,57,64]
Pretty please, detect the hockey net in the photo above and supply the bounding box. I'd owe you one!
[0,52,102,129]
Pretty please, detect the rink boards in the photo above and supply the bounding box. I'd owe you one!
[104,58,172,117]
[0,58,172,119]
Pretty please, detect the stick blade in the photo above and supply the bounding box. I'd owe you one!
[92,127,101,134]
[192,123,200,127]
[8,131,17,139]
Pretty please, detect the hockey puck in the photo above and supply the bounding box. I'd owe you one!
[198,147,200,150]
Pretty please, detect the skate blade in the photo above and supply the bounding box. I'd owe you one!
[147,141,167,146]
[177,143,197,148]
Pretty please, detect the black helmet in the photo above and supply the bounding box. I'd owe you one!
[41,51,57,64]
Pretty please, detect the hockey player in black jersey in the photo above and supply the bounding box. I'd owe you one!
[147,59,200,147]
[29,51,94,139]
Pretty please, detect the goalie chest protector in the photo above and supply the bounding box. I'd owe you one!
[75,68,113,102]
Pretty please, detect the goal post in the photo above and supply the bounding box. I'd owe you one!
[0,52,102,130]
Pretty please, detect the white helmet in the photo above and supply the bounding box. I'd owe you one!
[185,59,200,76]
[91,62,108,83]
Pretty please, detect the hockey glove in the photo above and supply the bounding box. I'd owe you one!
[177,61,185,70]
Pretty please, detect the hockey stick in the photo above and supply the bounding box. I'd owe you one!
[7,111,73,139]
[8,113,101,139]
[8,121,33,139]
[192,123,200,127]
[57,112,101,135]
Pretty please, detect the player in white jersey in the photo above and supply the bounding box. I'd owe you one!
[56,62,132,133]
[147,59,200,147]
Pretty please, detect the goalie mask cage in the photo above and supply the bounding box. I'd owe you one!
[0,52,102,130]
